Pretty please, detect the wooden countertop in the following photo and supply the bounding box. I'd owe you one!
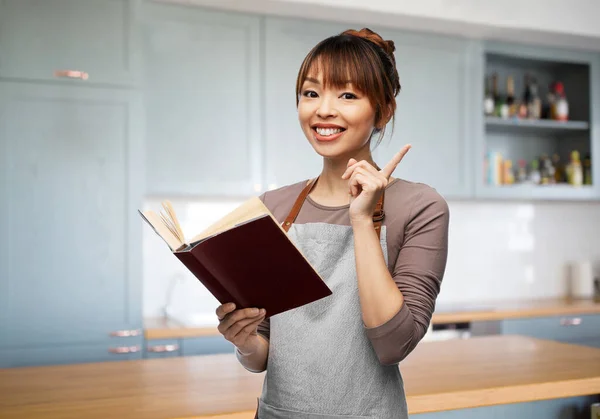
[144,317,220,340]
[1,335,599,419]
[431,297,600,324]
[145,298,600,340]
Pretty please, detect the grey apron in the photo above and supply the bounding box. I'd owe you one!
[256,178,408,418]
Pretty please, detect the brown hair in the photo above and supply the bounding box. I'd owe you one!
[295,28,401,147]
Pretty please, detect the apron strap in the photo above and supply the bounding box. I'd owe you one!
[282,176,385,239]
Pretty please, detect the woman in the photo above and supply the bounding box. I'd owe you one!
[216,27,449,418]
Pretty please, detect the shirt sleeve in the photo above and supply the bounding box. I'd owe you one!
[365,187,450,365]
[257,317,270,341]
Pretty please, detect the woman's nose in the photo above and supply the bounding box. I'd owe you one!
[316,95,337,119]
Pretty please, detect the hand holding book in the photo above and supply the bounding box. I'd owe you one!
[216,303,266,353]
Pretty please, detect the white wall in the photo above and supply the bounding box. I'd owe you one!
[161,0,600,51]
[143,197,600,320]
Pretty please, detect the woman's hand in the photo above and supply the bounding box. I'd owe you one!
[342,144,411,223]
[216,303,266,355]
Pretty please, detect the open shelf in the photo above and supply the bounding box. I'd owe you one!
[478,184,596,201]
[481,48,593,199]
[485,117,589,134]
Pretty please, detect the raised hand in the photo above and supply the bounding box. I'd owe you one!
[341,144,411,223]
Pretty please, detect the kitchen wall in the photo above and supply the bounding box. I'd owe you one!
[162,0,600,51]
[143,196,600,319]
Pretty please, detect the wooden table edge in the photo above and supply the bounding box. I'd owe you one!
[406,376,600,414]
[171,377,600,418]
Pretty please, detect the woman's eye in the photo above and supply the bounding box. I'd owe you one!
[302,90,318,98]
[341,92,357,100]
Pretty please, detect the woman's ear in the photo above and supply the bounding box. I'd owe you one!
[383,103,394,125]
[376,104,393,130]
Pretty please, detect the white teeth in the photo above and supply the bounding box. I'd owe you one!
[315,127,342,136]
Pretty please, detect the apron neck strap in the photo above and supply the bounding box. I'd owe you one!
[282,176,385,239]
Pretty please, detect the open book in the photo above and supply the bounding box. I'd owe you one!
[139,197,332,319]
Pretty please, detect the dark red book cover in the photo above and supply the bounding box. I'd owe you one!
[174,215,332,318]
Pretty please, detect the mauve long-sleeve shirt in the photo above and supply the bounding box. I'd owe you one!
[256,177,450,365]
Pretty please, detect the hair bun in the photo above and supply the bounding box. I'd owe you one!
[343,28,396,56]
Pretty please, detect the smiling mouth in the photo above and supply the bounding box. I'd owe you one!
[312,127,346,137]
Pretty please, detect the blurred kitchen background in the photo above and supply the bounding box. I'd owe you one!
[2,0,600,367]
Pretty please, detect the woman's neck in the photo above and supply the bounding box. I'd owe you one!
[310,146,377,206]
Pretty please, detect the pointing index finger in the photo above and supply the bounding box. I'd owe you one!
[380,144,411,179]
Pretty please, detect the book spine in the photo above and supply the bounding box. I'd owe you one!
[174,251,238,307]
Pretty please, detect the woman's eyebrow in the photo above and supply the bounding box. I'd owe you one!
[304,77,354,86]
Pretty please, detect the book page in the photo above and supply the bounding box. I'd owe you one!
[138,209,185,252]
[188,196,283,243]
[161,201,185,243]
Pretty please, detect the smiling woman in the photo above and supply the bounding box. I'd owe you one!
[214,28,450,419]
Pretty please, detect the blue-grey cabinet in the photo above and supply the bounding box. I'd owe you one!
[373,29,474,199]
[500,313,600,347]
[263,17,473,199]
[142,3,263,197]
[144,339,182,359]
[181,336,234,356]
[0,82,144,367]
[0,0,139,87]
[412,395,599,419]
[142,336,234,358]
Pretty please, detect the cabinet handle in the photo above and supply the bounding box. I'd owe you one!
[147,344,179,353]
[110,329,142,337]
[54,70,89,80]
[109,345,141,354]
[560,317,582,326]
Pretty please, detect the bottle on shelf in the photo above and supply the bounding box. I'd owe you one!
[528,76,542,119]
[550,81,569,121]
[485,151,503,185]
[484,75,495,116]
[529,159,541,185]
[491,73,507,119]
[518,74,530,119]
[542,155,556,184]
[506,75,517,118]
[517,159,528,183]
[583,153,592,185]
[503,159,515,185]
[566,150,583,186]
[552,153,566,184]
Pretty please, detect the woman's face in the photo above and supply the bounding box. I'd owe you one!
[297,71,377,160]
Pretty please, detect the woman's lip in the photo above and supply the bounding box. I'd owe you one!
[311,124,345,129]
[313,128,345,142]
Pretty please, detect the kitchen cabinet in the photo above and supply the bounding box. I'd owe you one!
[141,336,234,358]
[263,17,473,199]
[413,396,598,419]
[142,2,263,197]
[0,82,144,367]
[372,29,475,199]
[181,336,234,356]
[473,40,600,201]
[500,313,600,347]
[0,0,139,87]
[144,339,181,359]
